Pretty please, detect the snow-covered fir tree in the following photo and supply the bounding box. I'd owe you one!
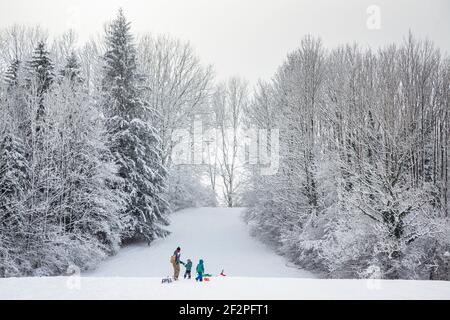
[26,42,54,134]
[0,127,29,211]
[59,51,83,84]
[0,125,30,277]
[3,58,29,139]
[26,42,54,97]
[4,59,21,88]
[102,9,169,243]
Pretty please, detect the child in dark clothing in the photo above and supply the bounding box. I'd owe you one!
[182,259,193,279]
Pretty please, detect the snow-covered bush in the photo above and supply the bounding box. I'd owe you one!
[167,166,217,211]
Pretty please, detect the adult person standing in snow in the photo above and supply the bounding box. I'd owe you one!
[171,247,182,280]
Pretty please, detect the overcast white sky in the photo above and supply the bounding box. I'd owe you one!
[0,0,449,84]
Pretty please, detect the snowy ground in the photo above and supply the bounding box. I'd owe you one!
[85,207,312,278]
[1,207,450,300]
[2,276,450,300]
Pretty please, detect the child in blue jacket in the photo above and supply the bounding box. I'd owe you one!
[195,259,205,282]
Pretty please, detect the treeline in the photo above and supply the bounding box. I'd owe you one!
[245,34,450,280]
[0,10,216,277]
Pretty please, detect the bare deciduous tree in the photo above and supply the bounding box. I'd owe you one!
[137,34,214,166]
[211,77,248,207]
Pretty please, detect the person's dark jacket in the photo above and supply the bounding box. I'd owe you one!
[183,260,193,271]
[173,250,181,264]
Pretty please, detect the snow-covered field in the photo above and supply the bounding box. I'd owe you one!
[2,276,450,300]
[1,207,450,300]
[85,207,312,278]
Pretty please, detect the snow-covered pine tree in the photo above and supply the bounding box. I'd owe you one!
[4,59,21,89]
[102,9,169,243]
[27,42,54,92]
[3,58,30,140]
[0,124,30,277]
[0,127,29,211]
[59,51,83,84]
[26,42,54,126]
